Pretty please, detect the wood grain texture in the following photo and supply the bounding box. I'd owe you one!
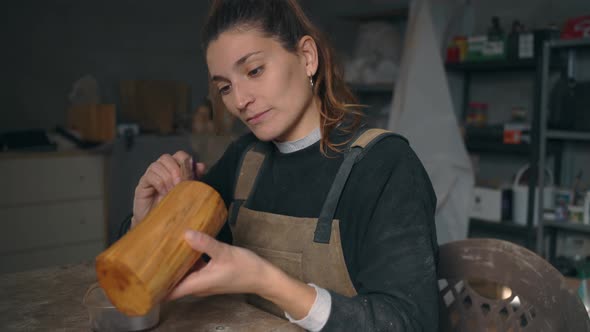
[96,181,227,316]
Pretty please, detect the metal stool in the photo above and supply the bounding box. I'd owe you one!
[438,238,590,331]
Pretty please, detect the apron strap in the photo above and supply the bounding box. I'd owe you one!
[229,141,270,225]
[313,128,398,244]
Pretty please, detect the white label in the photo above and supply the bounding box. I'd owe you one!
[519,34,534,59]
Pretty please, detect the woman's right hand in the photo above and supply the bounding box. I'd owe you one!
[132,151,207,227]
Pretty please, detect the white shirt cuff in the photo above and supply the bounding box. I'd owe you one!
[284,283,332,332]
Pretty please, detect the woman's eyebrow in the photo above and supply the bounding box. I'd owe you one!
[211,51,263,83]
[235,51,263,67]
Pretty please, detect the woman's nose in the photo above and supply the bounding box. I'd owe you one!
[232,84,254,111]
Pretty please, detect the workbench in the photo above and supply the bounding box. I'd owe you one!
[0,263,300,331]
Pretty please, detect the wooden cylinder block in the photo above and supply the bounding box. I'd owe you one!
[96,181,227,316]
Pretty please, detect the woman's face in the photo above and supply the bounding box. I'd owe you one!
[206,28,319,142]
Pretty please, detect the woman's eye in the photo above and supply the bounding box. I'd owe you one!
[218,85,231,95]
[248,66,264,78]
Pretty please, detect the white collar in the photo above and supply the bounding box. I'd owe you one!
[273,127,321,154]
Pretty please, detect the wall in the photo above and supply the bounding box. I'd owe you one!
[4,0,213,132]
[2,0,382,133]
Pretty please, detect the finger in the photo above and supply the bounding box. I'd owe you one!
[195,162,207,179]
[158,154,182,185]
[134,180,156,199]
[148,162,176,192]
[172,151,193,181]
[138,167,168,195]
[165,259,207,301]
[172,150,191,164]
[180,157,193,181]
[184,230,223,259]
[166,264,223,301]
[166,272,204,301]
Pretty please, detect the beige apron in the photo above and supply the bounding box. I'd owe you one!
[228,129,392,323]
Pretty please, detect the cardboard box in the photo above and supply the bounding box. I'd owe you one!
[119,80,190,135]
[556,234,590,259]
[470,186,512,222]
[467,35,506,61]
[67,104,116,142]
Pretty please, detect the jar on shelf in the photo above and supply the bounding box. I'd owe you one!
[466,102,488,127]
[510,106,527,123]
[569,205,585,223]
[453,36,468,61]
[446,45,460,63]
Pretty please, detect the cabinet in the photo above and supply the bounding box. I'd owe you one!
[0,152,107,273]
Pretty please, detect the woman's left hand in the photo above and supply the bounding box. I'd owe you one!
[167,230,317,320]
[166,230,271,300]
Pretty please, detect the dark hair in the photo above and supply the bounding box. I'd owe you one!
[203,0,363,155]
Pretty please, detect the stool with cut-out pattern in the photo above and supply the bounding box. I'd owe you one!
[437,239,590,331]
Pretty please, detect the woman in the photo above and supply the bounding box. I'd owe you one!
[129,0,439,330]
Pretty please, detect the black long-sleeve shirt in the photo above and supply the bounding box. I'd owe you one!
[201,131,439,331]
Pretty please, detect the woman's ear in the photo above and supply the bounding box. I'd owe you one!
[298,35,319,77]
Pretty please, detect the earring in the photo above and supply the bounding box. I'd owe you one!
[309,76,314,88]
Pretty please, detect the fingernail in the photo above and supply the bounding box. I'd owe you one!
[174,177,181,185]
[185,230,197,240]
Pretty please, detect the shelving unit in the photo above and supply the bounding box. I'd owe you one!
[547,130,590,141]
[446,58,546,131]
[349,82,395,95]
[534,38,590,258]
[463,124,534,155]
[468,219,534,249]
[446,57,545,249]
[465,140,531,154]
[469,218,531,234]
[340,6,407,128]
[545,221,590,265]
[446,59,539,72]
[447,38,590,255]
[545,221,590,234]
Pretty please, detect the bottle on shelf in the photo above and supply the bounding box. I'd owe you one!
[486,16,506,59]
[466,102,488,127]
[487,16,505,41]
[507,20,527,60]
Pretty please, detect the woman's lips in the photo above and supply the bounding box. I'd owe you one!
[246,110,270,125]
